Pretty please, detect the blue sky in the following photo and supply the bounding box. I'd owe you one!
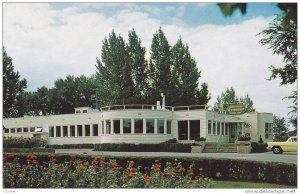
[3,3,295,124]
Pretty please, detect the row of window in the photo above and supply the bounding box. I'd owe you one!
[265,123,273,139]
[4,126,42,133]
[49,124,98,137]
[101,119,172,134]
[207,120,230,136]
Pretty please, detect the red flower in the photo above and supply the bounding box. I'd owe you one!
[32,160,39,165]
[111,167,117,171]
[22,164,27,169]
[144,166,149,171]
[111,162,117,168]
[155,160,159,163]
[77,166,83,172]
[70,155,76,160]
[119,167,125,172]
[145,176,151,184]
[178,168,186,173]
[4,152,13,158]
[99,160,106,165]
[129,173,135,177]
[92,155,100,161]
[153,167,160,172]
[48,154,55,159]
[129,161,135,166]
[83,162,89,167]
[13,158,19,163]
[130,168,137,173]
[164,171,175,177]
[188,172,194,177]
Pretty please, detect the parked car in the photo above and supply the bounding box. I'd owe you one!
[267,136,297,154]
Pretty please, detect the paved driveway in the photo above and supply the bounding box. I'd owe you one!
[55,149,297,164]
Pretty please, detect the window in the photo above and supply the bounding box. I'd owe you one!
[208,120,212,134]
[85,125,90,136]
[217,122,220,135]
[70,125,75,137]
[178,120,188,140]
[221,123,225,135]
[93,124,98,136]
[225,123,229,135]
[101,121,105,134]
[146,119,154,134]
[157,120,164,134]
[11,128,15,133]
[63,126,68,137]
[134,119,143,133]
[113,120,120,134]
[30,127,35,132]
[213,122,216,135]
[106,120,111,134]
[190,120,200,140]
[167,120,171,134]
[83,110,87,113]
[76,110,80,114]
[56,126,61,137]
[77,125,83,136]
[4,128,9,133]
[265,123,272,139]
[49,126,54,137]
[123,119,131,134]
[23,128,28,132]
[17,128,22,133]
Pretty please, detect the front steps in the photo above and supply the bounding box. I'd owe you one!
[202,142,237,153]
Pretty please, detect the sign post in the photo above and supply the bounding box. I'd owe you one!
[226,104,244,115]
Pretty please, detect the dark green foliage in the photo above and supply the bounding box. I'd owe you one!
[258,135,264,143]
[3,136,46,148]
[3,47,27,118]
[251,142,267,153]
[214,87,255,113]
[46,144,95,149]
[163,138,177,143]
[3,148,54,153]
[217,3,247,16]
[4,153,297,186]
[94,143,191,153]
[237,135,251,141]
[272,115,289,141]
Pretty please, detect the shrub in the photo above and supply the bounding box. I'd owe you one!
[3,136,46,148]
[46,144,95,149]
[94,143,191,153]
[251,142,267,153]
[199,137,206,141]
[3,153,297,187]
[238,135,251,141]
[258,135,264,143]
[163,138,177,144]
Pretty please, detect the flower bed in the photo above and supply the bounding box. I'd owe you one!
[3,153,297,187]
[94,143,192,152]
[3,153,213,188]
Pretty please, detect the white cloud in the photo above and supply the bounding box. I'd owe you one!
[3,3,295,120]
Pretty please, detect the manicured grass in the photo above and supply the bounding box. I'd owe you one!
[213,180,296,188]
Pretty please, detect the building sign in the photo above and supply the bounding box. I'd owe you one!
[227,104,244,115]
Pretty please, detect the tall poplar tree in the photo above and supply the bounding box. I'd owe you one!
[96,31,134,106]
[148,28,174,105]
[3,47,27,118]
[127,29,149,104]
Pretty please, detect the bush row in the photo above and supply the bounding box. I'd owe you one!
[94,143,192,153]
[251,142,268,153]
[3,153,297,186]
[46,144,95,149]
[4,148,55,153]
[3,136,46,148]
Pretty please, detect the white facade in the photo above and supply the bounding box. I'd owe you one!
[3,106,274,145]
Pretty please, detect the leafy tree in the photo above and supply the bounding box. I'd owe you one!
[96,31,135,106]
[148,28,175,105]
[272,115,289,141]
[214,87,255,114]
[3,47,27,118]
[196,83,211,106]
[218,3,247,17]
[171,37,202,106]
[239,94,255,113]
[127,29,149,104]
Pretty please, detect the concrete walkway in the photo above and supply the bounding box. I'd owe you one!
[55,149,297,164]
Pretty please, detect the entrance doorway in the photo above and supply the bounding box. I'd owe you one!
[229,123,237,143]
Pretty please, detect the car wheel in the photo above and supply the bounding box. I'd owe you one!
[272,146,283,154]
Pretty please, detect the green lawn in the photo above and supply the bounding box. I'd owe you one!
[213,180,296,189]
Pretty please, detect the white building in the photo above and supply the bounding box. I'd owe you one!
[3,104,273,145]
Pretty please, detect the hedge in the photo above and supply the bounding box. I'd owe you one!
[3,153,297,186]
[94,143,192,153]
[251,142,268,153]
[4,148,55,153]
[46,144,95,149]
[3,136,46,148]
